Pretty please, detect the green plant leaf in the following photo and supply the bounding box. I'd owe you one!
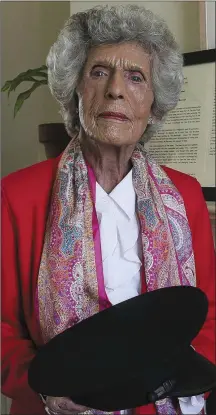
[1,66,48,96]
[8,71,47,96]
[23,65,48,78]
[25,69,48,78]
[14,80,47,117]
[28,65,47,72]
[8,76,39,97]
[18,65,47,75]
[1,80,12,92]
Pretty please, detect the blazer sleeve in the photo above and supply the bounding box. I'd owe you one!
[189,180,216,365]
[1,184,38,401]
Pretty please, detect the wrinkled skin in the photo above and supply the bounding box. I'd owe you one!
[45,396,88,414]
[77,42,154,147]
[76,41,154,193]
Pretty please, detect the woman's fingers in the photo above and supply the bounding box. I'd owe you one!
[46,396,89,414]
[57,397,89,413]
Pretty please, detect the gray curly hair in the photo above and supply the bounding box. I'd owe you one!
[47,4,184,143]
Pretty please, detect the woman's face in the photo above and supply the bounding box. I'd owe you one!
[76,42,154,147]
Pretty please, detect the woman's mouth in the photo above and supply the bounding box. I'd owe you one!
[99,112,129,121]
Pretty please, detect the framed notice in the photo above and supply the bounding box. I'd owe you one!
[145,49,216,201]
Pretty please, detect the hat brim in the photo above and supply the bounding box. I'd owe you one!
[167,349,216,399]
[67,349,216,411]
[28,286,213,411]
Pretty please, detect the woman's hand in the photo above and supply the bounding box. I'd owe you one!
[45,396,89,415]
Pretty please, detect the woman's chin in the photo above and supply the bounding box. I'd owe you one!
[89,126,136,147]
[93,135,134,147]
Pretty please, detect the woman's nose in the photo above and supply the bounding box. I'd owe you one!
[104,71,125,100]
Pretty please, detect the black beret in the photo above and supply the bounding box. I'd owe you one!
[28,286,216,411]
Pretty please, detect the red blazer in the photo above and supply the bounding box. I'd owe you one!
[1,156,215,415]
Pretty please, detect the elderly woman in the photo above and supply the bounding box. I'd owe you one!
[1,4,215,415]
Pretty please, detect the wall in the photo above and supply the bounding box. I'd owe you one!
[205,1,216,49]
[70,1,201,53]
[1,3,70,412]
[1,1,70,177]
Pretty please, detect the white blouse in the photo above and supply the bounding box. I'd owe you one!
[95,170,205,415]
[96,170,141,305]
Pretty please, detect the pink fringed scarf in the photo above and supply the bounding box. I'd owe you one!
[37,141,197,415]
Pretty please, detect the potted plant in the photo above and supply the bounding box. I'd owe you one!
[1,65,71,158]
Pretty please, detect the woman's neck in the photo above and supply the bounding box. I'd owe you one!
[80,135,135,193]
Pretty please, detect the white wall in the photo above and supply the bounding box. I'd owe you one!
[70,1,201,53]
[205,1,216,49]
[1,1,70,177]
[1,3,70,412]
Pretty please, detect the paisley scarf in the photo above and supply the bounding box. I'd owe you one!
[37,140,196,415]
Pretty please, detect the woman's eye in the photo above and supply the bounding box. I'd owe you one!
[130,73,144,83]
[91,69,107,77]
